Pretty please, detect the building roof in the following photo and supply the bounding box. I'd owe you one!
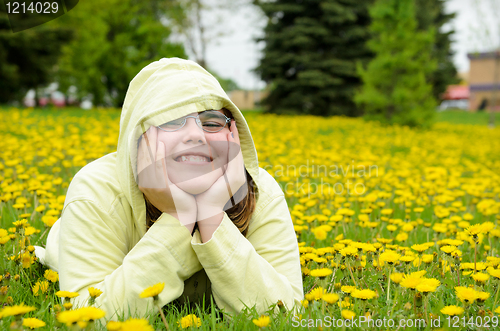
[467,51,500,60]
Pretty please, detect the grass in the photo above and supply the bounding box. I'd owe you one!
[0,105,499,330]
[435,109,500,126]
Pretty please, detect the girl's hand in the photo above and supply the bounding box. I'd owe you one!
[137,126,197,233]
[195,120,247,240]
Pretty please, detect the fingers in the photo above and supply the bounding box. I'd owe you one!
[157,141,167,188]
[138,134,153,187]
[228,120,240,145]
[143,126,157,165]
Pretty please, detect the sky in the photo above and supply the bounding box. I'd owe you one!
[187,0,500,90]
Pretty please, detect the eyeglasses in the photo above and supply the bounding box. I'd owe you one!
[157,110,231,133]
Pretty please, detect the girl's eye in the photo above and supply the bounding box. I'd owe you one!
[160,119,184,129]
[202,121,223,127]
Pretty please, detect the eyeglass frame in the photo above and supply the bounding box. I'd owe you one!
[156,110,232,133]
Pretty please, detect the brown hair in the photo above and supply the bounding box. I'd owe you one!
[144,109,258,236]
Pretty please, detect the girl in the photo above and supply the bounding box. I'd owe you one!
[36,58,303,320]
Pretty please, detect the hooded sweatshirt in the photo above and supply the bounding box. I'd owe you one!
[35,58,303,319]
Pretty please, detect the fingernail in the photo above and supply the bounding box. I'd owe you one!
[231,133,234,138]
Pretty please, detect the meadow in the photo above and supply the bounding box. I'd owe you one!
[0,107,499,330]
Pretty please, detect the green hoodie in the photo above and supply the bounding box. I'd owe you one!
[36,58,303,319]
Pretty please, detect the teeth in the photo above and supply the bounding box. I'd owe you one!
[179,155,210,162]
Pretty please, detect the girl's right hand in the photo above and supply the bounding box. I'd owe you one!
[137,126,197,233]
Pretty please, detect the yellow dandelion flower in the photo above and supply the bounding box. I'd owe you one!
[411,244,429,253]
[455,286,478,304]
[35,205,46,212]
[79,307,106,321]
[381,209,393,215]
[310,268,333,278]
[390,273,404,284]
[139,282,164,299]
[313,228,328,240]
[340,246,358,257]
[305,287,326,301]
[44,269,58,282]
[22,318,46,329]
[481,222,495,234]
[488,268,500,279]
[252,315,270,328]
[341,309,356,319]
[32,280,49,296]
[416,282,438,293]
[21,251,33,268]
[440,245,457,255]
[386,225,398,232]
[13,219,28,228]
[379,250,401,264]
[106,321,122,331]
[177,314,202,329]
[471,273,490,283]
[341,285,357,293]
[0,236,10,245]
[477,291,490,303]
[56,291,80,299]
[441,305,464,316]
[465,224,483,237]
[88,287,103,298]
[400,275,422,290]
[119,318,154,331]
[24,227,36,236]
[400,255,416,263]
[351,289,377,300]
[322,293,339,304]
[396,232,409,242]
[0,303,36,318]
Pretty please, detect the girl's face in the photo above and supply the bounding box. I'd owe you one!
[158,110,232,195]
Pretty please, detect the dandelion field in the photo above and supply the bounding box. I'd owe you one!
[0,107,500,330]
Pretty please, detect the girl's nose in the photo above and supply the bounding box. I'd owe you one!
[182,118,206,144]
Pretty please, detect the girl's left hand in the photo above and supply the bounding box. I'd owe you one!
[196,120,247,222]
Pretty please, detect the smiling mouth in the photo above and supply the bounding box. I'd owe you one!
[175,155,212,163]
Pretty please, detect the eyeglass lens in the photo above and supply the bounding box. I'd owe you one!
[159,111,228,132]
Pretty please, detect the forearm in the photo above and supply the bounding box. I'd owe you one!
[196,207,224,243]
[191,214,303,314]
[59,206,203,319]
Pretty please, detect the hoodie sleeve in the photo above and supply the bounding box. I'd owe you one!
[58,199,203,319]
[190,190,304,314]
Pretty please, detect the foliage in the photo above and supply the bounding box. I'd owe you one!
[355,0,437,128]
[256,0,373,117]
[0,9,73,104]
[208,70,240,92]
[46,0,186,107]
[414,0,459,99]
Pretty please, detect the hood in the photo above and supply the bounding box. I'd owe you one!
[116,57,259,237]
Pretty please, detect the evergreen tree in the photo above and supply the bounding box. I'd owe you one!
[0,10,73,104]
[415,0,458,99]
[354,0,436,127]
[255,0,373,116]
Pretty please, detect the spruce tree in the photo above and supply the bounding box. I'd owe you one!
[354,0,436,127]
[415,0,458,99]
[255,0,373,116]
